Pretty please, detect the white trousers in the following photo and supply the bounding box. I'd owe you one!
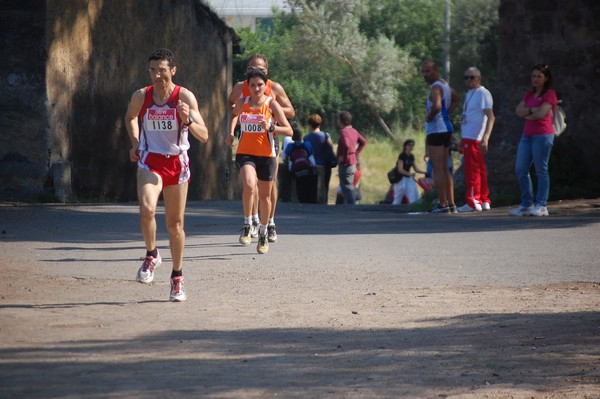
[392,177,419,205]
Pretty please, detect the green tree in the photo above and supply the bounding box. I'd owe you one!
[359,0,446,130]
[450,0,499,91]
[233,10,349,132]
[231,0,499,137]
[293,0,415,139]
[360,0,445,61]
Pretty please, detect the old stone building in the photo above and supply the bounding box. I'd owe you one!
[490,0,600,202]
[1,0,238,201]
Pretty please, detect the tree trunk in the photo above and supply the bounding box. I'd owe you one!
[371,108,397,141]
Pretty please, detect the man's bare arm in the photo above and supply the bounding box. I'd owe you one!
[124,89,145,162]
[228,82,244,108]
[271,82,295,119]
[179,88,209,143]
[426,85,443,122]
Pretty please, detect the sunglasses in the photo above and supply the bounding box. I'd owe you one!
[464,75,477,80]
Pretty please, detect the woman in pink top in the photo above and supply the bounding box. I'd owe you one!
[509,64,557,217]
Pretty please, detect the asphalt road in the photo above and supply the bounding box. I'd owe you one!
[1,199,599,398]
[3,200,598,287]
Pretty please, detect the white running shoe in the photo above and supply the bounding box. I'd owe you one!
[257,233,269,254]
[250,220,259,238]
[482,202,491,211]
[136,250,162,284]
[458,203,482,212]
[508,205,533,216]
[267,224,278,243]
[529,204,549,216]
[170,276,187,302]
[239,224,252,246]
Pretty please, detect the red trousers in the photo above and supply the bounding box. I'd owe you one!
[462,138,490,207]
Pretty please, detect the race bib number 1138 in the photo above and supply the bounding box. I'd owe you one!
[146,109,177,132]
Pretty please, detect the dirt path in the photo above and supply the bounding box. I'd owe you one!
[1,199,599,398]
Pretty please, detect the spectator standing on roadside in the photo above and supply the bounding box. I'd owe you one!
[509,64,557,217]
[284,125,317,203]
[458,67,495,213]
[304,114,337,204]
[336,111,367,205]
[421,60,461,214]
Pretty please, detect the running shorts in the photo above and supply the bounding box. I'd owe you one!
[138,151,190,186]
[236,154,277,181]
[426,132,452,147]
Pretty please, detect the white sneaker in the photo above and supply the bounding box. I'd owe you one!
[267,224,278,243]
[250,220,259,238]
[239,224,252,246]
[257,233,269,254]
[170,276,187,302]
[482,202,491,211]
[458,203,482,212]
[508,205,533,216]
[529,204,549,216]
[136,250,162,283]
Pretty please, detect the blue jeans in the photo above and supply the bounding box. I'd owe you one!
[515,134,554,207]
[338,164,357,204]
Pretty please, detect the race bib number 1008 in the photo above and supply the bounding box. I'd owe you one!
[240,114,264,133]
[146,108,177,132]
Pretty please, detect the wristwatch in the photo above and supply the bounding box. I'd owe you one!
[268,123,275,133]
[183,115,194,127]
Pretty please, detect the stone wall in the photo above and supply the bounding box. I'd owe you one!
[489,0,600,202]
[1,0,237,201]
[0,1,48,200]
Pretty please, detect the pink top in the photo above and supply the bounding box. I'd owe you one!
[337,125,367,166]
[522,89,557,136]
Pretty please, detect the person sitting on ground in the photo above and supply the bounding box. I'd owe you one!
[392,139,427,205]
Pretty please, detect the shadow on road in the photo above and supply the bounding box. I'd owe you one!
[1,201,599,244]
[0,310,598,397]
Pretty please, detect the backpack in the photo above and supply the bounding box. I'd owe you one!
[553,102,567,136]
[289,143,313,177]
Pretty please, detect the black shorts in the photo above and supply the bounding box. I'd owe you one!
[426,132,452,147]
[235,154,277,181]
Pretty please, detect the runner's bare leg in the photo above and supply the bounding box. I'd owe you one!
[137,169,162,252]
[163,181,188,272]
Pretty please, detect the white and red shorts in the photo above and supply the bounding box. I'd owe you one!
[138,151,190,186]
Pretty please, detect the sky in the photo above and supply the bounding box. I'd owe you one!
[203,0,292,15]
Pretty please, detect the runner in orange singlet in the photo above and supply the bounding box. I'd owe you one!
[228,68,292,254]
[227,53,295,244]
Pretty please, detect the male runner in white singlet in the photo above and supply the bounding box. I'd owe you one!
[125,49,208,302]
